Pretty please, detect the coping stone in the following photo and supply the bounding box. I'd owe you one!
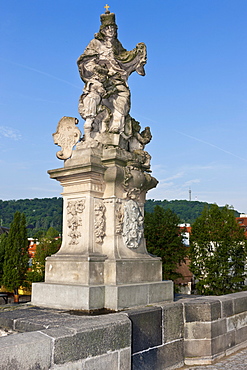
[41,314,131,365]
[162,302,184,343]
[126,306,162,353]
[184,298,221,322]
[0,331,52,370]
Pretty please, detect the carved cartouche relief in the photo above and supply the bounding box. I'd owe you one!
[122,199,144,249]
[67,199,85,245]
[53,117,81,160]
[94,200,106,243]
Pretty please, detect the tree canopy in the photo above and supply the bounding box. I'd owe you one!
[144,205,188,282]
[27,229,61,285]
[190,204,247,295]
[2,211,29,294]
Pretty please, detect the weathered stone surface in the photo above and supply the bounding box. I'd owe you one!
[184,298,221,322]
[162,302,184,343]
[84,352,118,369]
[119,347,131,370]
[218,296,234,317]
[132,340,184,370]
[0,307,46,331]
[32,282,105,310]
[211,333,226,355]
[185,322,212,340]
[232,293,247,315]
[184,338,212,357]
[42,314,131,365]
[0,331,52,370]
[127,306,162,353]
[235,325,247,345]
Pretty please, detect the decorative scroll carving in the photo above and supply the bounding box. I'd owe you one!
[67,199,85,245]
[122,199,144,249]
[53,116,81,160]
[94,200,106,243]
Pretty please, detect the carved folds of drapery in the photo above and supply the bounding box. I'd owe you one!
[67,199,85,245]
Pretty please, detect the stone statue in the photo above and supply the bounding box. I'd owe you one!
[77,7,147,140]
[32,6,174,312]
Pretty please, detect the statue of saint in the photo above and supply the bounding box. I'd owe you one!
[77,7,147,140]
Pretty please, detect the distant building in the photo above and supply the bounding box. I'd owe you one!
[236,214,247,237]
[28,238,39,259]
[175,224,193,294]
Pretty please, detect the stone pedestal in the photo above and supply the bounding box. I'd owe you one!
[31,141,173,310]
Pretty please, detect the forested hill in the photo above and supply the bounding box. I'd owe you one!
[0,198,240,236]
[0,198,63,235]
[145,199,240,224]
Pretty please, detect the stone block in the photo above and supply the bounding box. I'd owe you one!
[235,325,247,345]
[185,322,211,340]
[45,256,105,285]
[211,318,227,338]
[42,314,131,365]
[132,340,184,370]
[232,293,247,315]
[104,259,162,285]
[218,296,234,317]
[211,333,226,355]
[0,331,52,370]
[127,306,162,353]
[225,330,236,351]
[162,302,184,343]
[0,307,46,331]
[84,352,118,370]
[184,338,211,357]
[105,281,173,310]
[32,282,105,310]
[148,281,174,303]
[105,284,148,310]
[15,312,79,333]
[227,311,247,332]
[184,298,221,322]
[119,347,131,370]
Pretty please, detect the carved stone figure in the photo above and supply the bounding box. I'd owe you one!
[77,8,147,140]
[53,117,81,159]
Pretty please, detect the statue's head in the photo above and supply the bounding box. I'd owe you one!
[95,12,118,40]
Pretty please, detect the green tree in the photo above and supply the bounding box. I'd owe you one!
[0,233,7,284]
[144,206,187,281]
[2,212,29,294]
[46,227,60,239]
[27,233,61,284]
[190,204,247,295]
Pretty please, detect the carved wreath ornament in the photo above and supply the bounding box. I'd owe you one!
[67,199,85,245]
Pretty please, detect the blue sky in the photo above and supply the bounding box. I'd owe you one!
[1,1,247,213]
